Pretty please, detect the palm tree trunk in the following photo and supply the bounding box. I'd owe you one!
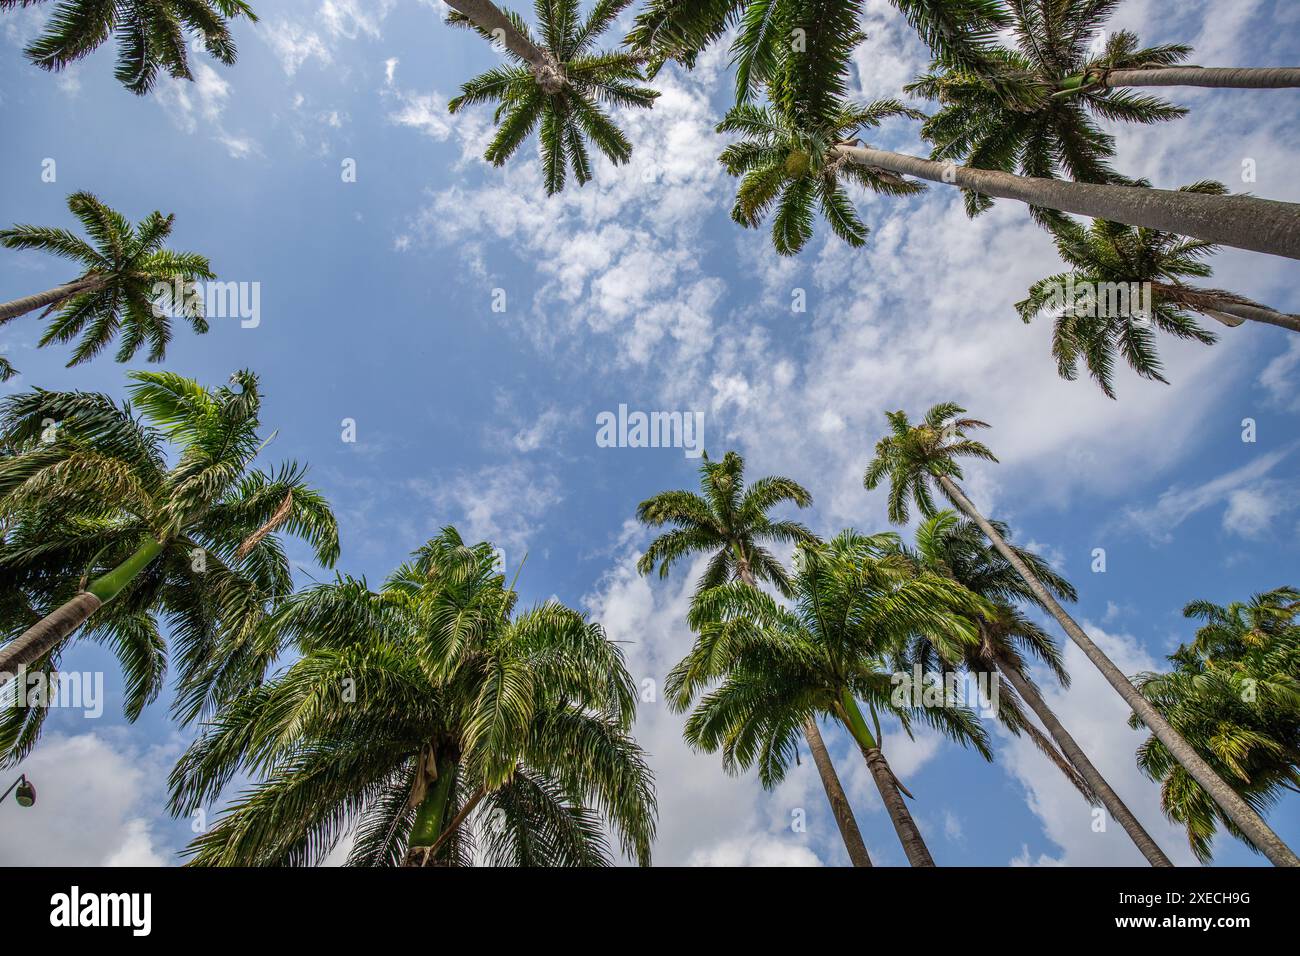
[1075,67,1300,90]
[0,537,162,677]
[837,688,935,866]
[1151,283,1300,333]
[443,0,565,93]
[0,276,101,324]
[937,475,1300,868]
[832,145,1300,261]
[733,561,872,866]
[861,744,935,867]
[802,716,873,866]
[993,653,1173,867]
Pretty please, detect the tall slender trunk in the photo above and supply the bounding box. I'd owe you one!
[802,716,873,866]
[994,653,1173,867]
[937,475,1300,868]
[1063,66,1300,90]
[0,275,102,324]
[1152,282,1300,333]
[837,688,935,866]
[443,0,565,93]
[832,145,1300,261]
[0,537,163,678]
[734,558,872,867]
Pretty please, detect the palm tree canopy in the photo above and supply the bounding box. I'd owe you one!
[2,0,258,95]
[169,527,656,866]
[0,191,216,366]
[1131,586,1300,862]
[669,530,994,787]
[0,369,339,758]
[1016,183,1230,398]
[863,402,998,525]
[636,450,817,596]
[907,1,1188,216]
[717,98,926,255]
[446,0,659,195]
[625,0,1011,99]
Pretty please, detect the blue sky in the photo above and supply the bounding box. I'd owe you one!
[1,0,1298,866]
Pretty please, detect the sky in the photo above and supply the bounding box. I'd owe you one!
[1,0,1298,867]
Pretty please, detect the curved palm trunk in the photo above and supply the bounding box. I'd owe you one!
[443,0,565,93]
[837,689,935,866]
[1065,67,1300,90]
[833,145,1300,261]
[0,276,101,324]
[802,716,873,867]
[937,475,1300,868]
[734,560,872,866]
[0,538,162,678]
[994,653,1173,867]
[1152,283,1300,333]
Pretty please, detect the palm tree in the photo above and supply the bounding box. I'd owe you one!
[717,99,925,255]
[0,0,258,95]
[899,511,1173,866]
[908,4,1300,215]
[672,530,995,866]
[0,371,340,729]
[1131,587,1300,862]
[624,0,1013,97]
[863,402,1300,867]
[0,192,215,374]
[906,26,1187,220]
[445,0,659,195]
[169,527,656,867]
[636,451,872,866]
[1018,185,1300,397]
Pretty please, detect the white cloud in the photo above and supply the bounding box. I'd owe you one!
[0,733,172,866]
[688,836,823,866]
[407,460,562,560]
[1118,445,1297,543]
[263,21,333,76]
[154,62,258,158]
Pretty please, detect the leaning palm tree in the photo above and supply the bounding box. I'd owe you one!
[907,14,1186,209]
[818,113,1300,260]
[0,371,340,730]
[0,0,258,95]
[636,451,872,866]
[170,527,655,867]
[1018,185,1300,398]
[0,192,215,374]
[899,510,1173,867]
[673,531,995,866]
[444,0,659,195]
[717,99,925,255]
[863,402,1300,868]
[1131,587,1300,862]
[910,6,1300,216]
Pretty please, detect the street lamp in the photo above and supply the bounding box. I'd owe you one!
[1,774,35,808]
